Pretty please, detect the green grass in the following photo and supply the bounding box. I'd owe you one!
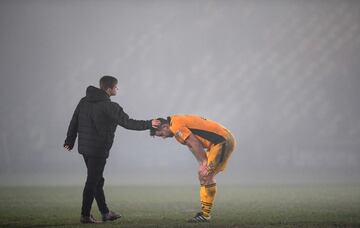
[0,184,359,227]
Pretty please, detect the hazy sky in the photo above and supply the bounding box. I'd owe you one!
[0,0,359,185]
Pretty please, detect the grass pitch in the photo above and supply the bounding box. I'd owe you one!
[0,184,359,227]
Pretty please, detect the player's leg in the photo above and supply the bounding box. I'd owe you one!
[197,142,224,220]
[81,156,106,223]
[94,177,109,215]
[91,161,121,222]
[199,174,217,218]
[94,175,121,222]
[190,135,236,222]
[188,171,216,222]
[188,153,218,223]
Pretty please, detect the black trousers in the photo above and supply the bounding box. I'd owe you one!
[81,156,109,216]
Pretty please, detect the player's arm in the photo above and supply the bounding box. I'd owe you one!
[105,102,158,130]
[185,134,207,165]
[64,98,83,151]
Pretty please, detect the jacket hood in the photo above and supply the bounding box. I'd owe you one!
[85,86,110,102]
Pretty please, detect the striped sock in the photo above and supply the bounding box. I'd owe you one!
[200,183,217,218]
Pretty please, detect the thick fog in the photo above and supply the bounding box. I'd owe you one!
[0,0,359,185]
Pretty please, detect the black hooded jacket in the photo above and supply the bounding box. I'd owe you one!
[64,86,152,158]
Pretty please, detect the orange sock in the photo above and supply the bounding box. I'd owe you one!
[199,183,217,217]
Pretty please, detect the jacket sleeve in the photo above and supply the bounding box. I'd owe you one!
[106,102,152,130]
[64,99,83,149]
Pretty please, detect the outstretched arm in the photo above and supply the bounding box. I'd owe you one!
[106,102,159,130]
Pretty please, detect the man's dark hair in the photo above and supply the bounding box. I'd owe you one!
[100,75,118,90]
[150,118,169,136]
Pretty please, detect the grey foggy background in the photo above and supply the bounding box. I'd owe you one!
[0,0,359,186]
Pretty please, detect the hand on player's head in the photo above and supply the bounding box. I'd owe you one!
[151,119,161,128]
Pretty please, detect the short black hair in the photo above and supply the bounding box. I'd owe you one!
[100,75,118,90]
[150,118,169,136]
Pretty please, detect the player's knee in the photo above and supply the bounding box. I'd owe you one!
[84,180,97,189]
[198,174,204,182]
[198,174,206,184]
[198,172,207,181]
[97,177,105,187]
[198,170,203,179]
[203,175,216,185]
[200,179,207,186]
[85,176,103,188]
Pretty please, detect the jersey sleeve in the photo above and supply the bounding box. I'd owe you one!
[170,124,192,144]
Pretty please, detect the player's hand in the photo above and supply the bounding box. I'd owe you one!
[198,161,209,177]
[151,119,161,128]
[64,144,72,151]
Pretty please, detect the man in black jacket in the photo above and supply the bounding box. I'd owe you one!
[63,75,159,224]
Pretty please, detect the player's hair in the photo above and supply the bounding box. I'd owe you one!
[100,75,118,90]
[150,118,169,136]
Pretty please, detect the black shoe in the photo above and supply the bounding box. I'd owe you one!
[80,214,102,224]
[187,212,211,223]
[102,211,121,222]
